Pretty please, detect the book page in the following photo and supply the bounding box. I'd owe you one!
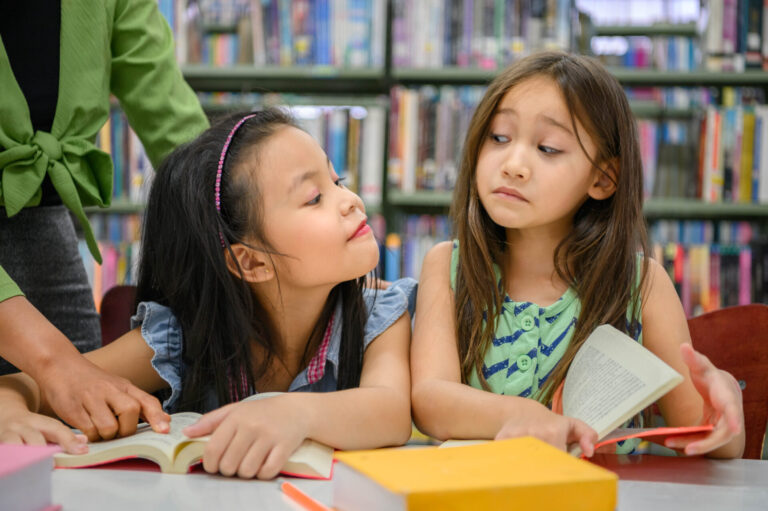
[562,325,683,439]
[57,411,202,462]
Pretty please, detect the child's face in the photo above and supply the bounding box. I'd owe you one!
[475,76,604,235]
[255,126,379,288]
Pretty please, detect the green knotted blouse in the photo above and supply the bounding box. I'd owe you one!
[0,0,209,302]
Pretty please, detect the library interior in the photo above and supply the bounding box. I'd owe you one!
[1,1,767,510]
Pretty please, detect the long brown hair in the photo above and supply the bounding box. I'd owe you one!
[451,51,649,404]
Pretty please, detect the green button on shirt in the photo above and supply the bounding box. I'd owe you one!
[450,241,645,454]
[0,0,209,303]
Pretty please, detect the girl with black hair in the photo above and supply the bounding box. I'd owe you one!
[0,109,416,479]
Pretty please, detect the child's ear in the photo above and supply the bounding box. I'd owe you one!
[224,244,274,283]
[588,159,618,200]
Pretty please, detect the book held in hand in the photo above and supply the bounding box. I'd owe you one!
[552,324,714,453]
[0,443,61,511]
[333,437,617,511]
[53,411,334,479]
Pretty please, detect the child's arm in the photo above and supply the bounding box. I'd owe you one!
[0,327,170,447]
[641,259,745,458]
[182,312,413,480]
[410,242,596,453]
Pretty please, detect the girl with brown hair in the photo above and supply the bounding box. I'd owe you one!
[411,51,744,458]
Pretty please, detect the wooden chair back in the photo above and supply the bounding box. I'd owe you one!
[688,304,768,459]
[100,285,137,346]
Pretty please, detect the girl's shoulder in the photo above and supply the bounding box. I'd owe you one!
[417,240,455,288]
[362,277,418,347]
[130,301,185,412]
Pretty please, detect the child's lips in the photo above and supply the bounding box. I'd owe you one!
[493,186,528,202]
[348,219,371,240]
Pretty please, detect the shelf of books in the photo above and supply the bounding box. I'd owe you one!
[81,0,768,314]
[592,23,698,38]
[182,65,388,93]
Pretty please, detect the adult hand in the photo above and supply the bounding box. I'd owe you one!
[664,344,744,456]
[35,355,170,441]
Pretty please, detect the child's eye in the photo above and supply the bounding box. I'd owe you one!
[306,194,321,206]
[539,145,560,155]
[335,176,347,187]
[489,134,509,143]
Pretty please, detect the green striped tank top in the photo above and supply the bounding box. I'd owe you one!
[450,241,644,453]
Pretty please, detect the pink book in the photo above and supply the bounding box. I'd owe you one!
[590,425,715,455]
[0,444,60,478]
[0,444,61,511]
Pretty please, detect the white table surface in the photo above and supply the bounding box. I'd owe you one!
[51,455,768,510]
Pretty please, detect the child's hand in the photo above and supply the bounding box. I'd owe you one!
[0,407,88,454]
[36,356,170,441]
[495,400,597,457]
[182,396,308,479]
[664,344,744,456]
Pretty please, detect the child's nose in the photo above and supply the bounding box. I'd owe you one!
[501,144,531,181]
[340,187,364,215]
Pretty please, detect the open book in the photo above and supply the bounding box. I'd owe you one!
[441,325,713,455]
[553,324,713,453]
[54,396,334,479]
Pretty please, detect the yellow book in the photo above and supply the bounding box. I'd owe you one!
[333,437,617,511]
[740,110,756,203]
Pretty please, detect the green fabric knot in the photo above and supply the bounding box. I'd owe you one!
[32,131,63,161]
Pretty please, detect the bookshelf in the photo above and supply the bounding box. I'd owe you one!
[387,191,768,220]
[592,23,698,38]
[182,65,388,93]
[86,0,768,314]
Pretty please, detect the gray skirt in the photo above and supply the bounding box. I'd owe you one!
[0,205,101,374]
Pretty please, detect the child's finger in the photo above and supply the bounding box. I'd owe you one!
[257,444,288,480]
[34,416,88,454]
[680,343,715,377]
[184,404,234,437]
[0,430,24,444]
[664,433,709,450]
[202,419,237,474]
[219,429,263,477]
[683,417,733,455]
[239,440,274,479]
[17,426,47,446]
[569,419,597,458]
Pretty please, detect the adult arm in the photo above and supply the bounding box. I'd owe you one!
[110,0,209,168]
[0,321,170,444]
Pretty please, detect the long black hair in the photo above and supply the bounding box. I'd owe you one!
[136,109,369,412]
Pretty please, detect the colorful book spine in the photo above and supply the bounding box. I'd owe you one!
[651,219,766,316]
[176,0,382,68]
[390,0,571,69]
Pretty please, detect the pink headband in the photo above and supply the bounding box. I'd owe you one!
[215,114,257,247]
